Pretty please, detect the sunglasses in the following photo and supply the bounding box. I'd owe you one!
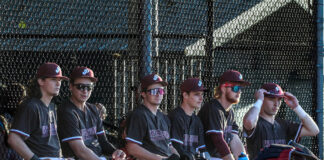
[222,83,242,93]
[73,83,94,91]
[146,88,165,95]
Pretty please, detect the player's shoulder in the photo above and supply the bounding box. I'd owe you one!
[19,98,42,110]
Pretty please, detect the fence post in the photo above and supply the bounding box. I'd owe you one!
[139,0,153,79]
[205,0,214,96]
[317,0,324,158]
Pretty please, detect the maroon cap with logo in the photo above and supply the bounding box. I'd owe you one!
[70,66,98,82]
[261,83,284,98]
[36,62,69,80]
[180,78,208,93]
[219,70,250,86]
[141,73,168,90]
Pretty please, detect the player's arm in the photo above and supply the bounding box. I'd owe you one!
[126,141,167,160]
[67,139,101,160]
[284,92,319,137]
[7,132,35,160]
[97,133,126,160]
[229,134,245,160]
[169,145,180,157]
[209,133,234,160]
[243,89,267,131]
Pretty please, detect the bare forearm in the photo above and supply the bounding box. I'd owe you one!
[8,133,34,160]
[243,99,262,130]
[229,134,245,159]
[222,154,235,160]
[127,142,166,160]
[296,107,319,137]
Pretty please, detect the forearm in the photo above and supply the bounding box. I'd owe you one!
[169,145,180,157]
[126,142,166,160]
[98,134,116,155]
[8,133,34,160]
[222,154,235,160]
[229,134,245,160]
[243,99,262,130]
[294,106,320,136]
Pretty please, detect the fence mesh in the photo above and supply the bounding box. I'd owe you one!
[0,0,319,156]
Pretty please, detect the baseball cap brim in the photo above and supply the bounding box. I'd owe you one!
[157,81,168,87]
[50,75,69,80]
[78,76,98,82]
[264,93,285,98]
[232,80,251,86]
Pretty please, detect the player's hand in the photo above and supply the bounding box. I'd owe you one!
[283,92,299,109]
[254,89,268,101]
[112,149,126,160]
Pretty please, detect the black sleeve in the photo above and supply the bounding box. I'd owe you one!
[197,119,206,152]
[125,110,147,145]
[205,103,224,133]
[10,101,38,138]
[57,106,82,142]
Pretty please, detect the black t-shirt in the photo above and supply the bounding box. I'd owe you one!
[126,104,172,157]
[57,99,113,158]
[244,117,302,159]
[10,98,61,157]
[168,107,205,155]
[197,99,239,157]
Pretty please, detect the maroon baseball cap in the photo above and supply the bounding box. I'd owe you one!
[36,62,69,80]
[70,66,98,82]
[261,83,284,98]
[219,70,250,86]
[141,73,167,90]
[180,78,208,93]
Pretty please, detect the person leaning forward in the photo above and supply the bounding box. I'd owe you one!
[57,66,126,160]
[198,70,249,160]
[125,73,180,160]
[8,62,69,160]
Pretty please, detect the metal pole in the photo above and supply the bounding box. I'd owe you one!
[140,0,153,78]
[316,0,324,158]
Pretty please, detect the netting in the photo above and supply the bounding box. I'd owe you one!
[0,0,319,156]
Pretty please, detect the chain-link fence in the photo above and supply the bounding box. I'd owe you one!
[0,0,319,156]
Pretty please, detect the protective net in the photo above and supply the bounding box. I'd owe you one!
[0,0,319,156]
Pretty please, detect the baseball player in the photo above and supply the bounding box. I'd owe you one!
[8,62,69,160]
[243,83,319,159]
[125,73,180,160]
[168,78,207,160]
[198,70,249,160]
[57,66,125,160]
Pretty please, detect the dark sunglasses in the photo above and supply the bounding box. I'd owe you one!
[222,83,242,93]
[146,88,165,95]
[73,83,94,91]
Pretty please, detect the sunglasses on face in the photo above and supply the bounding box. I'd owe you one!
[222,83,242,93]
[73,83,94,91]
[146,88,165,95]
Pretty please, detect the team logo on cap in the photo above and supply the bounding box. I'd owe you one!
[82,69,90,75]
[198,80,202,87]
[55,67,60,74]
[275,87,279,92]
[153,74,158,80]
[239,74,243,80]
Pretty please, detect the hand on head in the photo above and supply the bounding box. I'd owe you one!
[283,92,299,109]
[254,89,268,101]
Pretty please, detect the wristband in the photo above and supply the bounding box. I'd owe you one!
[253,99,263,109]
[293,105,307,119]
[30,154,40,160]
